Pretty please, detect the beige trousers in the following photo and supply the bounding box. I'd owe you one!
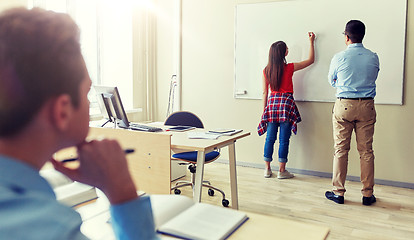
[332,98,376,197]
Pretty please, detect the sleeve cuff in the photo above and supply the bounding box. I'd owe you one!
[110,196,158,240]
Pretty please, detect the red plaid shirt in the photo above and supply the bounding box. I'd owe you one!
[257,92,301,136]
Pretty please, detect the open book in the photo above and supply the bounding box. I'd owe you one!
[40,169,98,207]
[150,195,248,240]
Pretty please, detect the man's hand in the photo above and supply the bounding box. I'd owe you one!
[52,139,138,204]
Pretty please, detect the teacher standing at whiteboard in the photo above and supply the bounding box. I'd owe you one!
[258,32,315,179]
[326,20,380,206]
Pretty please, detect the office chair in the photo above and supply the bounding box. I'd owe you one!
[165,111,229,207]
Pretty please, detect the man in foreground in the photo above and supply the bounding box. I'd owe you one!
[0,7,157,239]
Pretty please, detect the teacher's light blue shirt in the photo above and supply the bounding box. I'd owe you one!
[328,43,380,98]
[0,155,158,240]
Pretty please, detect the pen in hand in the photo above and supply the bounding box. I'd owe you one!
[61,148,135,163]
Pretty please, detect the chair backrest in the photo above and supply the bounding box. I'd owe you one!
[165,111,204,128]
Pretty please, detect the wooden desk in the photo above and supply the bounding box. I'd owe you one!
[77,193,329,240]
[231,211,329,240]
[56,126,250,209]
[167,130,250,210]
[55,127,172,195]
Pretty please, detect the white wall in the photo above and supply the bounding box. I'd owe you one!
[155,0,414,185]
[0,0,27,9]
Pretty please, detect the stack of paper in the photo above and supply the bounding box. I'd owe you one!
[209,129,243,136]
[187,129,243,140]
[40,169,98,207]
[187,132,220,140]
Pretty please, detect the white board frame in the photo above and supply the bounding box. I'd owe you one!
[234,0,407,104]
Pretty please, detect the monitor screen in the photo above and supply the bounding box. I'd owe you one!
[94,85,130,128]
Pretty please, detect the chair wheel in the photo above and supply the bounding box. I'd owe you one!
[222,199,229,207]
[208,189,214,196]
[174,189,181,195]
[189,165,196,173]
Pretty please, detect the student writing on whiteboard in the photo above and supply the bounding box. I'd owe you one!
[325,20,379,206]
[258,32,315,179]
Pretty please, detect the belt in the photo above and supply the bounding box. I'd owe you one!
[338,97,373,100]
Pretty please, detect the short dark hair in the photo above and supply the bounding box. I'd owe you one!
[0,8,85,137]
[344,20,365,43]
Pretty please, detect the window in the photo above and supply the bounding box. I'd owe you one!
[29,0,139,118]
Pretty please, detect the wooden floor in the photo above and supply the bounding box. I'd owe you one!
[171,163,414,240]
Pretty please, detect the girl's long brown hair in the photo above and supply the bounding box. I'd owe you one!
[264,41,287,91]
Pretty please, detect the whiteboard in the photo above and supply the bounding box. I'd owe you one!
[234,0,406,104]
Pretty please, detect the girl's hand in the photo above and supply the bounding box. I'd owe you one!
[308,32,315,43]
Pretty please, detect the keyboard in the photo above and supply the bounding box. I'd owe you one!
[129,123,163,132]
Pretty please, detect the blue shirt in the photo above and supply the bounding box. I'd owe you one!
[0,155,158,240]
[328,43,380,98]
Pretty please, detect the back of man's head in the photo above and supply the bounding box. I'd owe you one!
[0,8,85,137]
[345,20,365,43]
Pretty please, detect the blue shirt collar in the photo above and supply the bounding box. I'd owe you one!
[0,155,55,197]
[347,43,364,49]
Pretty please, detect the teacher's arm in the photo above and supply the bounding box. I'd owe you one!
[328,56,338,87]
[293,32,315,72]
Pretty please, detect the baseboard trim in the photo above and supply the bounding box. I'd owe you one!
[215,159,414,189]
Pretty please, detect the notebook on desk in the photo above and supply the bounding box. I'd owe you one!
[167,126,196,132]
[151,195,249,240]
[208,129,237,134]
[187,132,221,140]
[208,129,243,136]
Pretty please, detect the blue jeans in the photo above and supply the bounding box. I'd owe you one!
[263,122,292,163]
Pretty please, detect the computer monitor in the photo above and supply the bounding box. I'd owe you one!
[94,85,130,128]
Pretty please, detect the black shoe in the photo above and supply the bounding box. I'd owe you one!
[362,195,376,206]
[325,191,344,204]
